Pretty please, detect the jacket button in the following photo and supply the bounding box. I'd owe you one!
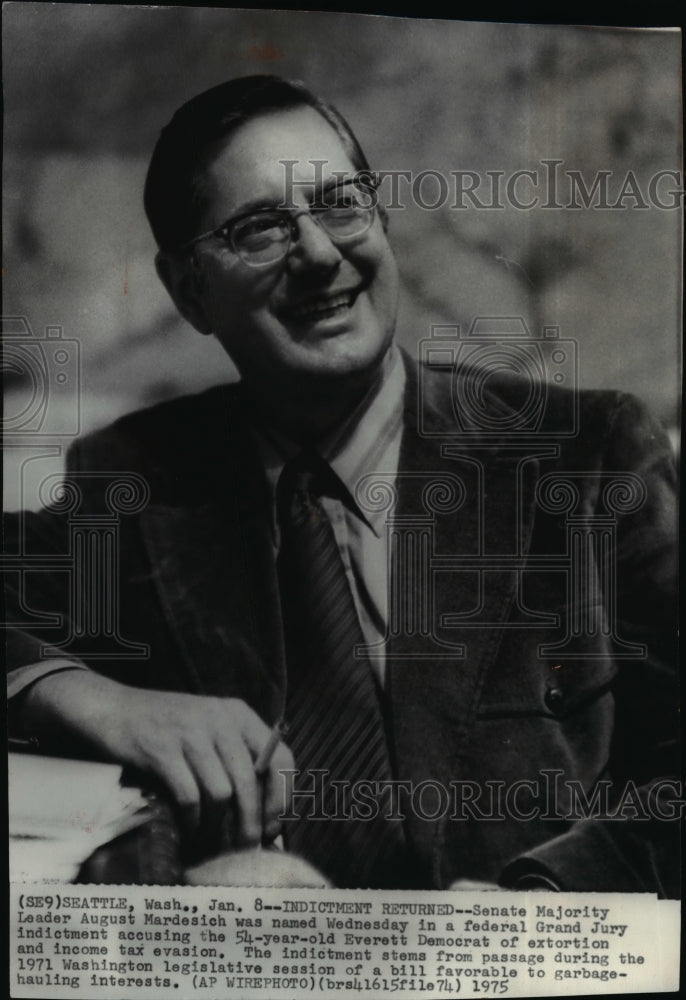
[545,687,564,712]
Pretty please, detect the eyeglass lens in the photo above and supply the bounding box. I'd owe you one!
[231,183,375,264]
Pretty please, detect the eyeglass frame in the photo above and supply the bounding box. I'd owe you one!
[175,176,380,267]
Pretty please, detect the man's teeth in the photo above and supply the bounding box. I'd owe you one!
[291,291,355,321]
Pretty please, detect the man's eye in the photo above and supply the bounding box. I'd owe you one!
[320,186,373,212]
[330,198,358,213]
[317,197,356,216]
[233,214,286,246]
[241,215,283,236]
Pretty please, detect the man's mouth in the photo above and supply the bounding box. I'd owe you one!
[282,287,362,325]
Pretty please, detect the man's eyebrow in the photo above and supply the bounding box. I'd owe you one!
[228,195,285,218]
[230,175,356,218]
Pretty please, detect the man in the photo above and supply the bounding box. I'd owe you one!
[5,75,679,893]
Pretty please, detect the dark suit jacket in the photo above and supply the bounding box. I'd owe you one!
[5,353,679,894]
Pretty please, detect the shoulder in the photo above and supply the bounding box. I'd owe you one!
[67,383,250,495]
[405,349,665,456]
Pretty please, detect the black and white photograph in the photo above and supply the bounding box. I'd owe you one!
[3,6,681,998]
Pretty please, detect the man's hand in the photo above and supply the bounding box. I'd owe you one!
[21,670,293,847]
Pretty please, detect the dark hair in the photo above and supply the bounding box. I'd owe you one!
[144,75,374,252]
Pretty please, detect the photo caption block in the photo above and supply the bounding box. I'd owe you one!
[10,884,680,998]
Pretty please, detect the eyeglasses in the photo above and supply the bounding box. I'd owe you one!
[179,178,378,267]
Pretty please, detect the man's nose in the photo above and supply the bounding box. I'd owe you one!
[286,212,342,276]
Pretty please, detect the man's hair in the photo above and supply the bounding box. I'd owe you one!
[144,75,374,252]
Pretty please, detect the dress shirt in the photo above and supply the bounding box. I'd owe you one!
[250,346,406,687]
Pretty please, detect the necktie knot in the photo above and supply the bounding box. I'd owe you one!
[279,451,332,496]
[277,453,340,528]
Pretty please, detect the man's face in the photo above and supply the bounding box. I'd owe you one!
[186,107,399,395]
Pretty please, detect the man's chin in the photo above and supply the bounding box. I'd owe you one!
[280,336,393,390]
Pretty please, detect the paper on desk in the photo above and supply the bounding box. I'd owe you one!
[8,753,151,881]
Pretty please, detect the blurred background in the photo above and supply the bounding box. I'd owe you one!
[3,7,682,507]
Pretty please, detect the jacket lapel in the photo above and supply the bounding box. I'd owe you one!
[387,357,540,883]
[140,428,286,726]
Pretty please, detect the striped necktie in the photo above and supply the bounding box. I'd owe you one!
[277,452,407,887]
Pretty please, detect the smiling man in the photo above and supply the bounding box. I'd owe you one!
[156,108,399,400]
[148,81,399,423]
[5,76,679,894]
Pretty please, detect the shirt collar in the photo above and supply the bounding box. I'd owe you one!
[252,346,406,540]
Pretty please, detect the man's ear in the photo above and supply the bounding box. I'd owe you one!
[155,251,214,335]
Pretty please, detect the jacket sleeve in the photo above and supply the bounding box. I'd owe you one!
[4,441,92,696]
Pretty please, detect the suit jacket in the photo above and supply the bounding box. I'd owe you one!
[5,352,679,894]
